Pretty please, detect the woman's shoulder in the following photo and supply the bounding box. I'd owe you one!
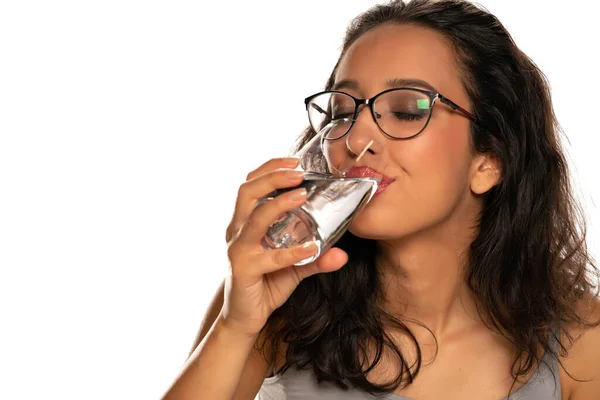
[558,294,600,399]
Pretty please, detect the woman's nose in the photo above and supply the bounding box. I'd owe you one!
[345,104,382,158]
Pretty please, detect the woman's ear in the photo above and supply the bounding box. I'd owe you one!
[470,152,502,195]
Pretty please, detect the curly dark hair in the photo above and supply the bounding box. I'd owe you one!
[259,0,599,396]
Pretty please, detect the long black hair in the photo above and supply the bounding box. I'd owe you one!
[259,0,599,395]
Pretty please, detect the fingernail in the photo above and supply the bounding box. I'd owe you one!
[285,170,304,179]
[290,188,307,201]
[300,241,318,254]
[284,158,300,167]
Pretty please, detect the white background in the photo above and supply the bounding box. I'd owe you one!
[0,1,598,399]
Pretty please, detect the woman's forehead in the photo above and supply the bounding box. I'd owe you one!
[334,24,463,96]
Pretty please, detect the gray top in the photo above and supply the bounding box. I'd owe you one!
[259,341,561,400]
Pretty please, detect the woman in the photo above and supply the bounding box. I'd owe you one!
[163,0,600,398]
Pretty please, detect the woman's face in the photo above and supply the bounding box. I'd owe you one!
[325,23,488,241]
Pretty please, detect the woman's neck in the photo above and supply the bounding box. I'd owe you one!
[377,224,482,339]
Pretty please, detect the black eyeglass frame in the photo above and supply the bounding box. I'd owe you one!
[304,88,478,140]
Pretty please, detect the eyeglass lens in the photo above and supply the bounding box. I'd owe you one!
[308,89,432,139]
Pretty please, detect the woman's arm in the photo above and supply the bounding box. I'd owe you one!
[161,280,271,400]
[187,280,226,359]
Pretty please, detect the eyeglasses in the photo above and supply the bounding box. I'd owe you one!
[304,88,478,140]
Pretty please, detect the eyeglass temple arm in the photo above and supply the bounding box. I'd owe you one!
[309,103,331,118]
[438,95,478,122]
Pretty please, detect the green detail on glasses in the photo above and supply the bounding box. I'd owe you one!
[416,99,430,109]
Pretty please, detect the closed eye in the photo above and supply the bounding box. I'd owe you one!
[392,112,425,121]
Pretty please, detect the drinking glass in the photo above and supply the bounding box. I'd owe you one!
[259,129,380,265]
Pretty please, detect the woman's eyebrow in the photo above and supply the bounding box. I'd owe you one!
[332,79,359,91]
[331,77,439,93]
[385,77,438,92]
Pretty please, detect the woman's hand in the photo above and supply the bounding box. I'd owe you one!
[221,157,348,337]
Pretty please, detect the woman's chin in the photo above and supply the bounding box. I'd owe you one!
[348,210,395,240]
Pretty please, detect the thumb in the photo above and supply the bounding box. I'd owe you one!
[295,247,348,280]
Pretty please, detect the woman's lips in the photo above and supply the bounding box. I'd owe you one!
[343,166,395,195]
[373,181,392,195]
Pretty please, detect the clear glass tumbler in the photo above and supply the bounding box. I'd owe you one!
[260,130,381,265]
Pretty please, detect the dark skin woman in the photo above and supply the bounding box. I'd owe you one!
[163,1,600,399]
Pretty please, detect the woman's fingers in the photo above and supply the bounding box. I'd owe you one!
[225,157,300,244]
[235,243,348,280]
[238,187,308,243]
[225,164,303,244]
[236,169,304,212]
[296,247,349,279]
[245,157,299,181]
[255,247,349,309]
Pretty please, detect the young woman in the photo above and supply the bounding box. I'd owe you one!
[163,1,600,398]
